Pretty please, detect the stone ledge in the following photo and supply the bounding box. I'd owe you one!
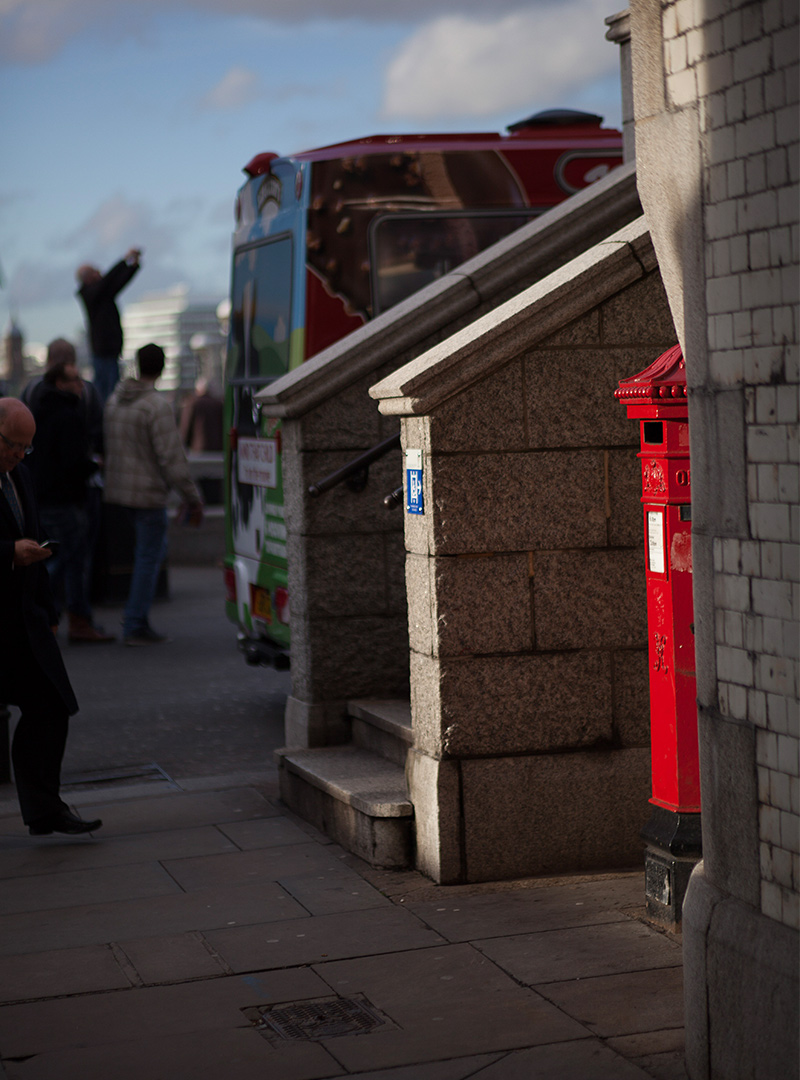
[347,699,413,744]
[275,746,412,818]
[371,217,654,417]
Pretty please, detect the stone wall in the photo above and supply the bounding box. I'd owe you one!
[260,164,642,749]
[281,363,409,748]
[376,225,678,884]
[629,0,799,1077]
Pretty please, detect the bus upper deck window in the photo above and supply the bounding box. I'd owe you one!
[371,212,536,316]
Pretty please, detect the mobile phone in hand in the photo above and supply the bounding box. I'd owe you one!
[40,540,60,554]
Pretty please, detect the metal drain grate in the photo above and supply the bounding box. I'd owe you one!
[243,995,389,1042]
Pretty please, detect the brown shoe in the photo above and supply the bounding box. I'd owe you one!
[68,614,116,644]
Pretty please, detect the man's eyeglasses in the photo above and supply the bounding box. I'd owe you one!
[0,430,34,456]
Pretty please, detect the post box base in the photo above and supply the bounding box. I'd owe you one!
[641,806,702,930]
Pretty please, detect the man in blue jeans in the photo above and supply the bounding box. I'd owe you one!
[103,344,203,646]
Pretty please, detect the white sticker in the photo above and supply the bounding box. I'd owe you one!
[647,510,665,574]
[237,437,277,488]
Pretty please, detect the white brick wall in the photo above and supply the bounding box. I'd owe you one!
[666,0,799,930]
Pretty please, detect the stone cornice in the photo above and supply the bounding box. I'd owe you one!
[370,216,654,417]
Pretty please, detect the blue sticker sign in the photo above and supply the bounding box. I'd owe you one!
[405,449,424,515]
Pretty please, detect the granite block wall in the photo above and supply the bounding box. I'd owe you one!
[404,267,678,882]
[281,365,409,745]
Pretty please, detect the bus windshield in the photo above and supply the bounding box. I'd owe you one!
[229,236,293,382]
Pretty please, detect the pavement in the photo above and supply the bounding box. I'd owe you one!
[0,567,688,1080]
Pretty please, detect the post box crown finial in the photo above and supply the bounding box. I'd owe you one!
[614,344,687,402]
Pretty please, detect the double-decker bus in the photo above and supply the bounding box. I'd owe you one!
[223,109,623,667]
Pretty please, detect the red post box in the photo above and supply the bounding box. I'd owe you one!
[615,344,701,928]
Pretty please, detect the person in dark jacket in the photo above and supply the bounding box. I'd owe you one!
[179,377,224,503]
[76,248,141,404]
[27,341,114,643]
[0,397,102,835]
[22,356,104,457]
[22,342,106,609]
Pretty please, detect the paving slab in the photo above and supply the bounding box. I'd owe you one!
[407,874,642,940]
[0,825,238,879]
[0,1025,337,1080]
[75,787,277,836]
[161,841,355,891]
[65,779,180,802]
[0,967,331,1057]
[608,1027,686,1056]
[538,965,686,1037]
[0,772,689,1080]
[474,919,683,984]
[0,943,131,1003]
[0,813,101,842]
[205,906,444,972]
[277,866,391,916]
[630,1048,689,1080]
[434,1039,655,1079]
[307,944,589,1071]
[216,816,320,850]
[177,769,279,794]
[309,1054,507,1080]
[117,932,230,984]
[312,1045,657,1080]
[0,880,308,955]
[608,1028,689,1080]
[0,860,181,916]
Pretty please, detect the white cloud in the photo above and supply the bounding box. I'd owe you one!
[0,0,550,64]
[200,65,262,110]
[6,260,75,308]
[0,0,142,63]
[382,1,618,120]
[5,191,224,318]
[61,194,170,258]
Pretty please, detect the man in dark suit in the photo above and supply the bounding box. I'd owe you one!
[0,397,102,835]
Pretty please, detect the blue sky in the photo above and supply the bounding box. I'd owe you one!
[0,0,624,350]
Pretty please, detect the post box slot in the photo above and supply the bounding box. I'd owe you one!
[643,421,664,444]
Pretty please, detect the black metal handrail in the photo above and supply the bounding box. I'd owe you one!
[308,432,401,498]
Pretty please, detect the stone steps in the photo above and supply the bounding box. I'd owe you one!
[275,699,413,869]
[348,698,413,767]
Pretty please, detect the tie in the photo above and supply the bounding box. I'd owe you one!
[1,473,24,533]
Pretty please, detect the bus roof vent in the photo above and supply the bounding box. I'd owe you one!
[507,109,604,131]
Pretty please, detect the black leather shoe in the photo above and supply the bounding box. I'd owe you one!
[29,811,103,836]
